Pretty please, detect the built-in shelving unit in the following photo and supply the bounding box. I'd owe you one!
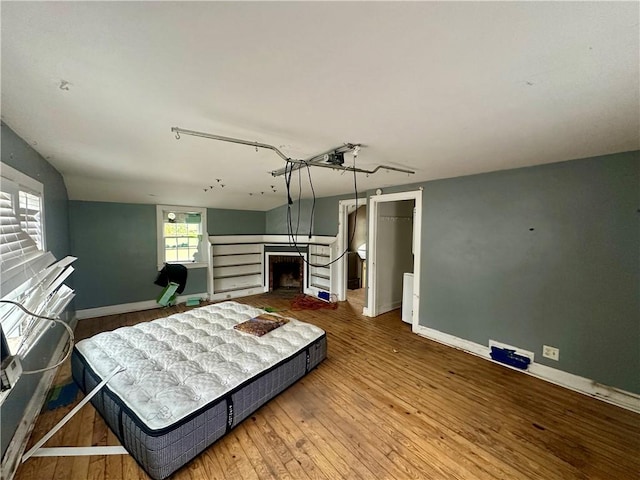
[209,235,336,301]
[211,243,263,298]
[309,244,331,293]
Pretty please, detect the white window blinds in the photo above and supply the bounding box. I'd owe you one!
[0,190,41,270]
[19,190,43,249]
[1,163,75,356]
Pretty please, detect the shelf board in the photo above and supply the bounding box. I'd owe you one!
[212,253,261,257]
[214,284,263,294]
[213,262,262,268]
[211,242,263,246]
[311,273,330,280]
[214,272,262,280]
[310,283,329,290]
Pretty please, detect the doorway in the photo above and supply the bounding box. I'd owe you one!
[366,190,422,330]
[335,198,367,302]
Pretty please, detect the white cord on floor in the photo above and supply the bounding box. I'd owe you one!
[0,299,75,374]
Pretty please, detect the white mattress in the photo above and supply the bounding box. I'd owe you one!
[75,302,324,431]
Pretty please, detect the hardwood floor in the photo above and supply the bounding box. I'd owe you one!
[14,292,640,479]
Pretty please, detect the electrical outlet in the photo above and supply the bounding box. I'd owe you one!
[1,355,22,392]
[542,345,559,361]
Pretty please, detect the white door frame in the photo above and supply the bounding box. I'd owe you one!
[365,189,422,332]
[335,198,366,301]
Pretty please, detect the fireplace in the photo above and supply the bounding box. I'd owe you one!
[268,255,305,292]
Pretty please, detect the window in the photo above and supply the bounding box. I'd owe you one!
[19,190,43,249]
[1,164,45,261]
[156,205,208,269]
[0,163,76,356]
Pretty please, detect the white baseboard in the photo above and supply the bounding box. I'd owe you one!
[76,292,209,320]
[1,328,70,480]
[413,324,640,414]
[377,301,402,315]
[363,302,401,318]
[414,325,488,357]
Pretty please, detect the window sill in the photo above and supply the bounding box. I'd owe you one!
[159,262,209,270]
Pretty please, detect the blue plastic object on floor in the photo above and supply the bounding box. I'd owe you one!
[490,346,531,370]
[46,382,78,410]
[317,291,330,301]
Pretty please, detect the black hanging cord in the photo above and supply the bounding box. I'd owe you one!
[306,162,316,239]
[285,160,302,247]
[285,161,293,206]
[296,163,303,237]
[286,160,303,253]
[282,157,360,269]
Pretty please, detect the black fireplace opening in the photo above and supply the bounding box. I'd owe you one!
[269,256,303,292]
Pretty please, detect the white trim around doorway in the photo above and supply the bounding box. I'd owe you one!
[336,198,367,301]
[366,189,422,332]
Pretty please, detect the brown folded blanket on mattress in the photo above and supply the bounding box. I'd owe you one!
[234,314,289,336]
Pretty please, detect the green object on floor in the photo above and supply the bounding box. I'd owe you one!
[157,282,179,306]
[186,298,200,307]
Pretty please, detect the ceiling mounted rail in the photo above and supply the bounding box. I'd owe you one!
[171,127,290,161]
[171,127,415,177]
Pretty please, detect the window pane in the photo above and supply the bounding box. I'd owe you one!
[187,223,200,235]
[174,237,187,261]
[164,222,177,236]
[175,223,188,236]
[164,236,177,262]
[165,248,178,262]
[176,237,189,248]
[165,237,177,249]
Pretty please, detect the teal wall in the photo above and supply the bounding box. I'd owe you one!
[208,208,265,234]
[1,123,73,457]
[69,202,169,310]
[266,199,313,235]
[419,152,639,393]
[266,151,640,394]
[1,124,71,260]
[69,202,266,310]
[265,193,363,236]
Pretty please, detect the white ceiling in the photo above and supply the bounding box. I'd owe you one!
[2,2,638,211]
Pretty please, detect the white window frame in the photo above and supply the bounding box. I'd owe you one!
[1,163,46,251]
[156,205,208,270]
[1,163,76,357]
